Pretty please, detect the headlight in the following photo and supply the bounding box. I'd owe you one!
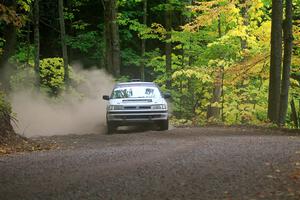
[108,105,123,110]
[152,104,167,110]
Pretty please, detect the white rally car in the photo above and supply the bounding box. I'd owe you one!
[103,81,170,134]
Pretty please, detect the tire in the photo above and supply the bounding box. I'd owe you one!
[107,122,117,134]
[158,119,169,131]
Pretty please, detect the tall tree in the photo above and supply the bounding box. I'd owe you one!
[140,0,147,81]
[279,0,293,125]
[165,1,172,89]
[104,0,121,77]
[58,0,69,86]
[207,15,222,120]
[0,0,17,91]
[268,0,283,123]
[34,0,40,89]
[239,0,250,49]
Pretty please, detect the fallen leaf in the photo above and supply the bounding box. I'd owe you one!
[0,149,7,154]
[266,175,275,179]
[289,171,300,180]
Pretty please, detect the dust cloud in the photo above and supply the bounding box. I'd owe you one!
[11,66,115,137]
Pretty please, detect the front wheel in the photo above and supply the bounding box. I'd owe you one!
[107,122,117,134]
[158,119,169,131]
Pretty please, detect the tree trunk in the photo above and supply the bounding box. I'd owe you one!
[239,0,250,49]
[26,20,31,65]
[0,0,17,91]
[104,1,113,74]
[268,0,283,123]
[165,1,172,89]
[207,15,222,121]
[207,67,222,120]
[34,0,40,89]
[58,0,69,86]
[290,99,299,128]
[278,0,293,126]
[104,0,120,77]
[218,15,221,39]
[140,0,147,81]
[187,0,194,67]
[111,0,120,77]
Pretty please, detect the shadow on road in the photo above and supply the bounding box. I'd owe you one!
[115,124,158,134]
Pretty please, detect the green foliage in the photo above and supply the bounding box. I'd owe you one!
[65,22,104,63]
[137,0,277,126]
[10,57,82,96]
[152,0,187,12]
[171,68,213,120]
[0,91,11,112]
[116,75,130,82]
[5,0,300,129]
[223,79,269,125]
[9,42,35,91]
[39,58,84,96]
[170,117,194,127]
[17,0,32,12]
[0,38,4,56]
[10,64,35,91]
[40,58,66,95]
[121,48,142,67]
[10,43,35,64]
[0,92,11,117]
[66,31,100,54]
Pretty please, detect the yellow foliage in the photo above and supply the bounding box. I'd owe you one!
[294,24,300,47]
[183,0,239,32]
[292,56,300,68]
[0,4,25,27]
[225,54,270,85]
[172,68,213,83]
[150,23,167,39]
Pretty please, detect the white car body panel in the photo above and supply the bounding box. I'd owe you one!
[105,82,169,123]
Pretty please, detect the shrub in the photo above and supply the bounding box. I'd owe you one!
[0,92,11,117]
[40,58,66,96]
[0,92,13,136]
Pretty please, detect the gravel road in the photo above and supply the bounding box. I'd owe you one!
[1,127,300,200]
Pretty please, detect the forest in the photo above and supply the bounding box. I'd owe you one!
[1,0,300,138]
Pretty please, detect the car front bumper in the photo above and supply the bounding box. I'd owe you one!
[107,110,168,123]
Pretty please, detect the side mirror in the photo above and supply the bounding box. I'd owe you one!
[102,95,110,100]
[164,92,171,99]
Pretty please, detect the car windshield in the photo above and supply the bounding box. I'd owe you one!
[111,86,161,99]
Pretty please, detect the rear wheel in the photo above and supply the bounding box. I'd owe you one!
[158,119,169,131]
[107,122,117,134]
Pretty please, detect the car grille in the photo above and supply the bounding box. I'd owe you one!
[122,99,152,103]
[123,106,151,110]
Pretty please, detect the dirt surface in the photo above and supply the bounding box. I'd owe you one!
[0,132,55,155]
[1,127,300,200]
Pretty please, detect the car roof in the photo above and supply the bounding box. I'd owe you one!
[114,82,157,88]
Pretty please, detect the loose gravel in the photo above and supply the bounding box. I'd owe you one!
[0,127,300,200]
